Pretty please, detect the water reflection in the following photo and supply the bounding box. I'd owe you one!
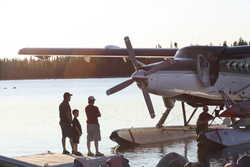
[114,139,196,166]
[200,143,250,167]
[114,138,250,167]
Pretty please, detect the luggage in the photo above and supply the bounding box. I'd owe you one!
[156,152,188,167]
[74,155,130,167]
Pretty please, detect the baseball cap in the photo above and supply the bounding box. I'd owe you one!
[88,96,95,101]
[64,92,72,98]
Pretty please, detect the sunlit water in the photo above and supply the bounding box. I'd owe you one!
[0,78,249,167]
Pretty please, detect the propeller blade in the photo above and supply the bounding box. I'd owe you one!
[141,86,155,119]
[124,36,140,70]
[106,79,134,95]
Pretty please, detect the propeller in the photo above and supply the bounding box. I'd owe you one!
[141,83,155,118]
[106,79,134,95]
[124,36,141,70]
[106,36,155,118]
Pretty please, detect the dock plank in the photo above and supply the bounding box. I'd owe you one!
[15,153,75,167]
[14,152,115,167]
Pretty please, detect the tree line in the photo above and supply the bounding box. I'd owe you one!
[0,56,160,80]
[0,38,249,80]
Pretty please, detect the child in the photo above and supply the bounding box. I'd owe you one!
[72,109,83,156]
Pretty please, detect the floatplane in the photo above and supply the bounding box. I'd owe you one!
[19,37,250,151]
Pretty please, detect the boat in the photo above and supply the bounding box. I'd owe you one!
[110,125,197,148]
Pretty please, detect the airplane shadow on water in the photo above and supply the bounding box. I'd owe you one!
[111,138,250,167]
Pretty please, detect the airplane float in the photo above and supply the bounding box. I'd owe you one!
[19,37,250,151]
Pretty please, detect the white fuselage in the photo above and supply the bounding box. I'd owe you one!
[147,70,250,101]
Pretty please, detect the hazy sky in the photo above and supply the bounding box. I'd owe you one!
[0,0,250,58]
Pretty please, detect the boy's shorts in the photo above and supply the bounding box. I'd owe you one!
[72,135,80,144]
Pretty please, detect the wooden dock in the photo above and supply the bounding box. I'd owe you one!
[15,152,75,167]
[0,152,116,167]
[0,152,75,167]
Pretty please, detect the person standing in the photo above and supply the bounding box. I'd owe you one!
[85,96,104,156]
[72,109,83,156]
[196,105,214,135]
[59,92,73,154]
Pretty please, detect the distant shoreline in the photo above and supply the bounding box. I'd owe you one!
[0,76,130,81]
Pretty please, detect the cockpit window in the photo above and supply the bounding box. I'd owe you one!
[174,46,223,60]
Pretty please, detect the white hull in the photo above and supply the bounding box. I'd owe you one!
[110,126,196,147]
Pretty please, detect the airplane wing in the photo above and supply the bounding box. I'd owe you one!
[221,46,250,59]
[18,48,178,59]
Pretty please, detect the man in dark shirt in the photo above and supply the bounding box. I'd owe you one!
[85,96,104,156]
[59,92,73,154]
[196,105,214,135]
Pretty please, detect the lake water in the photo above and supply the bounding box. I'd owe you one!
[0,78,249,167]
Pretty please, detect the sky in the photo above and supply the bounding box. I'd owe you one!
[0,0,250,58]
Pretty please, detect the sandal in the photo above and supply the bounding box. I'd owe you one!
[95,152,104,156]
[87,152,94,156]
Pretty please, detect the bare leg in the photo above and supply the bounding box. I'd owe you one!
[87,140,91,153]
[94,141,103,156]
[70,138,74,152]
[75,144,78,152]
[62,137,66,151]
[94,140,99,153]
[72,143,76,153]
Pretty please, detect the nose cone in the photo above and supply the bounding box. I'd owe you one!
[131,70,148,82]
[131,70,149,89]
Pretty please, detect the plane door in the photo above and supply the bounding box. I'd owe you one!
[197,54,211,87]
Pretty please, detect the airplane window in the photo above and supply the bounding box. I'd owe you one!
[227,61,235,71]
[199,55,209,68]
[231,61,238,71]
[239,62,245,72]
[226,61,232,71]
[242,63,247,72]
[174,48,194,60]
[246,63,250,73]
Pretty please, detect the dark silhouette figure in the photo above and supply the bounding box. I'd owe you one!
[85,96,104,156]
[72,109,83,156]
[196,105,214,135]
[59,92,73,154]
